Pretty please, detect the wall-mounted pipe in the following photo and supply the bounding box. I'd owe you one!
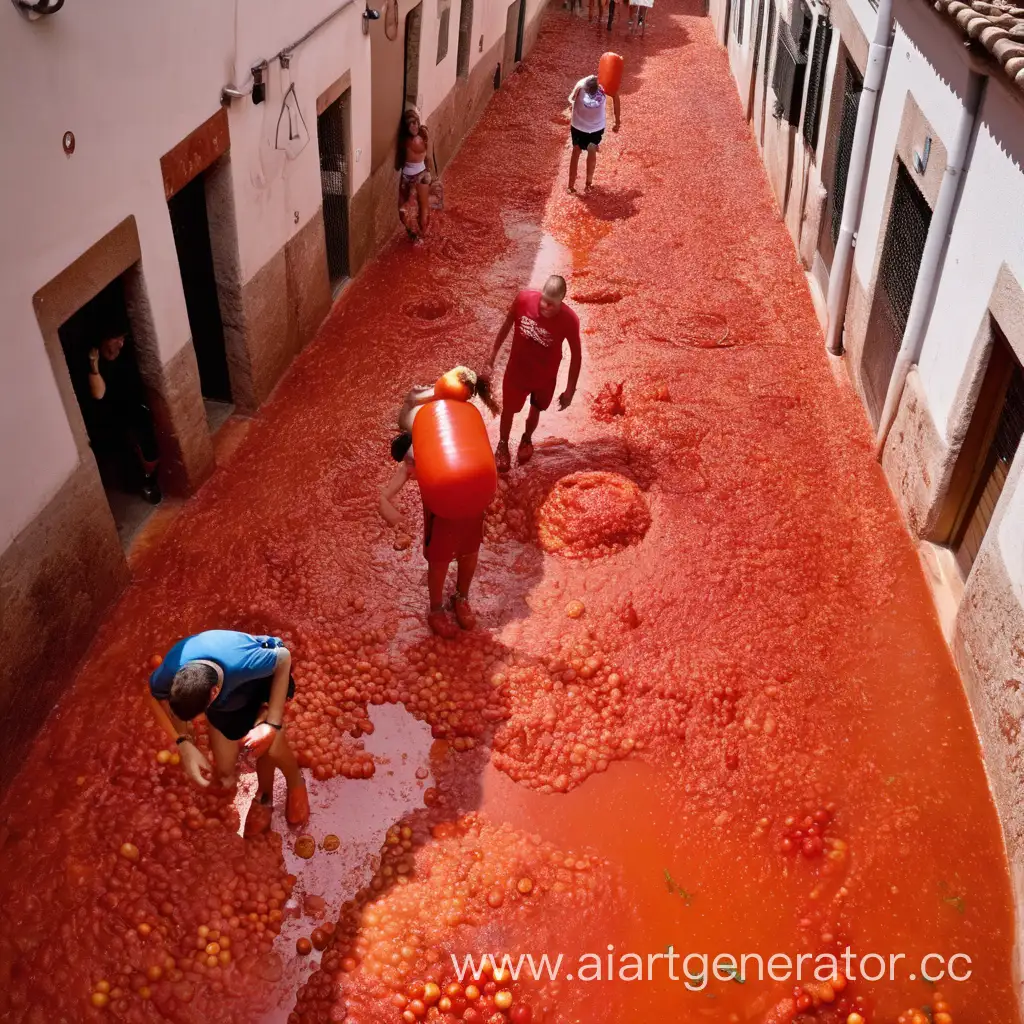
[221,0,357,103]
[874,69,986,457]
[824,0,895,355]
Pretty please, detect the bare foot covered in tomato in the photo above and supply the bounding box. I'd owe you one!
[427,608,460,639]
[450,593,477,630]
[495,440,511,474]
[286,782,310,827]
[243,795,273,837]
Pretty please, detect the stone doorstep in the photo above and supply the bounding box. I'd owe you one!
[125,412,249,571]
[917,538,967,645]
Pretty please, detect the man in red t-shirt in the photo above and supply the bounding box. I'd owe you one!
[484,275,582,473]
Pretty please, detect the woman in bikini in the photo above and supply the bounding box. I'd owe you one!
[396,105,435,241]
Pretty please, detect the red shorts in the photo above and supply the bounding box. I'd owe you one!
[423,507,484,565]
[502,367,559,413]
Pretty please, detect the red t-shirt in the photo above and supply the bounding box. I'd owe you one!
[506,290,580,385]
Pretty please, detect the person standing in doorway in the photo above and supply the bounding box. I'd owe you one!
[149,630,310,836]
[396,105,436,242]
[78,332,162,504]
[484,276,582,474]
[567,74,621,193]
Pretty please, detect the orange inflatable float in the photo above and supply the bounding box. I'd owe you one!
[412,399,497,519]
[598,52,624,97]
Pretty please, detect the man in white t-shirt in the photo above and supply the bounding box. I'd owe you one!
[568,74,622,193]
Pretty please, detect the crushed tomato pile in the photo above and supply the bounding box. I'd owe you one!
[0,1,1017,1023]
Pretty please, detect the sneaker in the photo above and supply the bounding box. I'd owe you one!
[495,441,511,474]
[450,593,477,631]
[286,782,310,827]
[427,609,460,639]
[517,435,535,466]
[243,796,273,837]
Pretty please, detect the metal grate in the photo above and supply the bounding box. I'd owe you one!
[318,93,350,285]
[831,59,863,246]
[750,0,766,95]
[772,21,807,125]
[734,0,745,43]
[862,163,932,424]
[993,361,1024,468]
[802,16,831,151]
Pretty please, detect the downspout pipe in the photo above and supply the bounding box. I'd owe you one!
[824,0,895,355]
[874,69,986,457]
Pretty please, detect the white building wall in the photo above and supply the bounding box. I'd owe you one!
[912,79,1024,590]
[845,0,877,41]
[0,0,237,549]
[227,0,372,283]
[852,21,967,287]
[916,85,1024,436]
[0,0,540,552]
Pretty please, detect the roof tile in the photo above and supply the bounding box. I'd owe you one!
[933,0,1024,90]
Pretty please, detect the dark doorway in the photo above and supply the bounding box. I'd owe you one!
[167,167,233,431]
[457,0,473,78]
[58,276,163,547]
[504,0,521,79]
[405,3,423,107]
[862,162,932,425]
[318,89,351,289]
[943,329,1024,576]
[515,0,527,62]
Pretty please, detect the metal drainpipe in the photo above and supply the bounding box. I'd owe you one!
[824,0,895,355]
[874,69,986,458]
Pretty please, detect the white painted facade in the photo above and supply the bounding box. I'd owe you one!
[0,0,543,552]
[849,13,1024,595]
[850,23,967,286]
[714,0,1024,594]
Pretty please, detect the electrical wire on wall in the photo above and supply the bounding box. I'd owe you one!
[275,56,310,160]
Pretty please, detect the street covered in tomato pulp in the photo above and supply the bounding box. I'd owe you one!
[0,1,1017,1022]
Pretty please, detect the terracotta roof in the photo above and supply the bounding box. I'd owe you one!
[933,0,1024,91]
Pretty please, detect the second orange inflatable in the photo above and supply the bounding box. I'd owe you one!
[412,400,497,519]
[598,52,624,97]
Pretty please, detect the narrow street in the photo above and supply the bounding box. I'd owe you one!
[0,2,1015,1022]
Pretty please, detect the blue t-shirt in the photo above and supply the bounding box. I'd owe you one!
[149,630,284,712]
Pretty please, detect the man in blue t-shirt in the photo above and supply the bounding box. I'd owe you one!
[149,629,308,834]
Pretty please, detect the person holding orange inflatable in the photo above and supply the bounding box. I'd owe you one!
[379,368,498,638]
[485,276,582,473]
[149,630,309,835]
[567,73,621,193]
